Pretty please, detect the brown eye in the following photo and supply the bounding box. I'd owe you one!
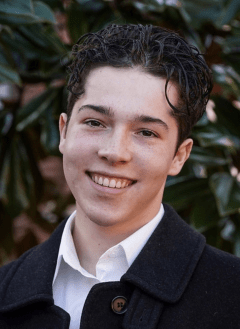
[139,130,157,137]
[84,120,103,127]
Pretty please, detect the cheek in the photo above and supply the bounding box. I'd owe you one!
[135,144,173,177]
[63,133,97,173]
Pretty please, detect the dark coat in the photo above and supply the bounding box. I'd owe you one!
[1,204,240,329]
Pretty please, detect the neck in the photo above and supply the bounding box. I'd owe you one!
[73,201,159,275]
[72,213,136,275]
[72,202,161,276]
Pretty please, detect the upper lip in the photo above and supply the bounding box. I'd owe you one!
[87,171,137,182]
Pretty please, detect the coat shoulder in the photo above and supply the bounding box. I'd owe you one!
[202,243,240,278]
[0,247,37,286]
[191,242,240,302]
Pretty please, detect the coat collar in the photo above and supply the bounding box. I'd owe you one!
[0,204,205,312]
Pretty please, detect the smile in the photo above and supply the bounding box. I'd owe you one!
[88,172,135,189]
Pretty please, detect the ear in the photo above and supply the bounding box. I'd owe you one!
[59,113,68,154]
[168,138,193,176]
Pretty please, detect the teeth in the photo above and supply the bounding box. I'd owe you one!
[109,179,116,188]
[121,181,126,188]
[90,174,132,189]
[103,178,109,187]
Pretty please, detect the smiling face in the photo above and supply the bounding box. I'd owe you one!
[59,66,192,234]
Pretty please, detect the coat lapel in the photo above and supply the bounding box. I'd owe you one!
[121,204,206,328]
[121,204,206,303]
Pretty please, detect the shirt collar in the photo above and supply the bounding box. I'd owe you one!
[119,204,164,266]
[53,204,164,284]
[52,210,77,284]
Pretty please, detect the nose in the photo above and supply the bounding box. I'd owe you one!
[98,129,132,165]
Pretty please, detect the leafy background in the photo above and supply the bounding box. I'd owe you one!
[0,0,240,265]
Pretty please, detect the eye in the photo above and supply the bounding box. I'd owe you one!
[138,130,158,138]
[84,120,104,128]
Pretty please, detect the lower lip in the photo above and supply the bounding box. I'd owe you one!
[87,174,134,194]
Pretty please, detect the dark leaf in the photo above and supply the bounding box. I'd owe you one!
[189,146,229,166]
[181,0,224,28]
[33,1,56,23]
[16,88,58,131]
[215,0,240,27]
[190,193,220,232]
[0,63,22,85]
[212,96,240,139]
[41,110,60,155]
[0,0,56,25]
[193,123,240,149]
[164,177,209,211]
[75,0,105,12]
[209,172,240,216]
[0,136,34,218]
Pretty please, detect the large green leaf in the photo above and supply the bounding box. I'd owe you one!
[33,1,56,23]
[0,63,21,85]
[212,65,240,98]
[130,0,166,14]
[193,123,240,149]
[190,193,220,232]
[41,109,60,155]
[209,172,240,216]
[189,146,229,166]
[163,177,209,210]
[75,0,105,11]
[0,137,33,218]
[0,0,32,15]
[0,27,65,62]
[212,96,240,139]
[16,88,58,131]
[0,0,55,25]
[215,0,240,27]
[181,0,224,28]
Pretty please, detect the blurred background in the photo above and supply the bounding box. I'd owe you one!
[0,0,240,266]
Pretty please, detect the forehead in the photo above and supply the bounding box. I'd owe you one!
[73,66,178,124]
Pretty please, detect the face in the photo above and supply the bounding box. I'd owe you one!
[59,67,192,233]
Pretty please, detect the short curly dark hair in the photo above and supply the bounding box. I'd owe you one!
[67,24,213,150]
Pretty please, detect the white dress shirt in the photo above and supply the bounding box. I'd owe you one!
[52,204,164,329]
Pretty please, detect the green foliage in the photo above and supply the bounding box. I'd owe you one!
[0,0,240,263]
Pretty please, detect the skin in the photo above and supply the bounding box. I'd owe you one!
[59,66,193,275]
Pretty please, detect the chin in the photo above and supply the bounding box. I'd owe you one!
[82,207,126,227]
[90,214,124,227]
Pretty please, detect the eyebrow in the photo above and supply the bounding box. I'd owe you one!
[78,104,113,117]
[134,115,169,131]
[78,104,169,131]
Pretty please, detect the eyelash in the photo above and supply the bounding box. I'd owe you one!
[84,120,104,128]
[138,130,158,138]
[83,120,158,138]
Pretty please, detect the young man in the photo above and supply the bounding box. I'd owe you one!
[0,24,240,329]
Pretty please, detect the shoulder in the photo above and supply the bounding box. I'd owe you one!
[0,246,38,283]
[189,242,240,307]
[199,243,240,281]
